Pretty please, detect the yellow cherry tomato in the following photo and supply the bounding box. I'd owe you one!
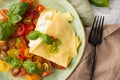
[0,60,11,72]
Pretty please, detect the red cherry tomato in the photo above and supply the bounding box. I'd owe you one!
[51,62,65,69]
[14,23,25,37]
[28,9,38,19]
[18,46,27,61]
[20,46,27,56]
[17,55,25,61]
[41,70,52,77]
[25,22,35,35]
[20,67,26,76]
[36,4,44,12]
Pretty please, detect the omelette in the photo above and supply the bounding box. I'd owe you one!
[29,8,80,68]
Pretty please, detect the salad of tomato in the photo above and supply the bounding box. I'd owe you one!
[0,0,65,80]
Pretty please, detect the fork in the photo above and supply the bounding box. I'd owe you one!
[88,16,104,80]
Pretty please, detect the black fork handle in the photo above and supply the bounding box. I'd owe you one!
[90,46,96,80]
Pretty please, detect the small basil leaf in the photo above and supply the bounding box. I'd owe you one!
[23,60,42,74]
[8,14,22,24]
[4,57,22,67]
[41,34,53,45]
[28,31,41,40]
[89,0,110,7]
[0,21,15,40]
[9,2,29,15]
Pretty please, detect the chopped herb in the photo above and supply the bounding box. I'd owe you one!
[23,60,42,74]
[4,57,22,67]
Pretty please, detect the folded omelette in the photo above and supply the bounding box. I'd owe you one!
[29,9,80,68]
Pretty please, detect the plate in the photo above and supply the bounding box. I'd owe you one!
[0,0,86,80]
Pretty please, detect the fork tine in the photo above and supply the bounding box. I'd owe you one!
[88,16,97,42]
[99,16,104,43]
[96,16,102,39]
[93,16,99,38]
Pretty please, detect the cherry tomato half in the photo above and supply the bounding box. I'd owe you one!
[17,55,25,61]
[25,22,35,35]
[27,9,38,19]
[0,9,8,21]
[41,70,52,77]
[51,62,65,69]
[20,46,27,57]
[36,4,44,12]
[18,46,28,61]
[14,23,25,37]
[20,67,26,76]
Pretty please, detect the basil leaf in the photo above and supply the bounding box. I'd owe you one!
[41,33,53,45]
[0,21,15,40]
[9,2,29,15]
[23,60,42,74]
[28,31,41,40]
[4,57,22,67]
[8,14,22,24]
[28,31,53,45]
[89,0,110,7]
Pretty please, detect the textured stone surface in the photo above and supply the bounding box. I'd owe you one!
[93,0,120,24]
[68,0,120,25]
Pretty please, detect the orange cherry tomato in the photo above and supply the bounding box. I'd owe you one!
[0,9,8,21]
[2,9,8,14]
[20,0,33,5]
[19,36,27,47]
[36,4,44,12]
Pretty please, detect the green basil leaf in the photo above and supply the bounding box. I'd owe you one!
[4,57,22,67]
[41,33,53,45]
[8,14,22,24]
[0,21,15,40]
[28,31,53,45]
[28,31,41,40]
[23,60,42,74]
[9,2,29,15]
[89,0,110,7]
